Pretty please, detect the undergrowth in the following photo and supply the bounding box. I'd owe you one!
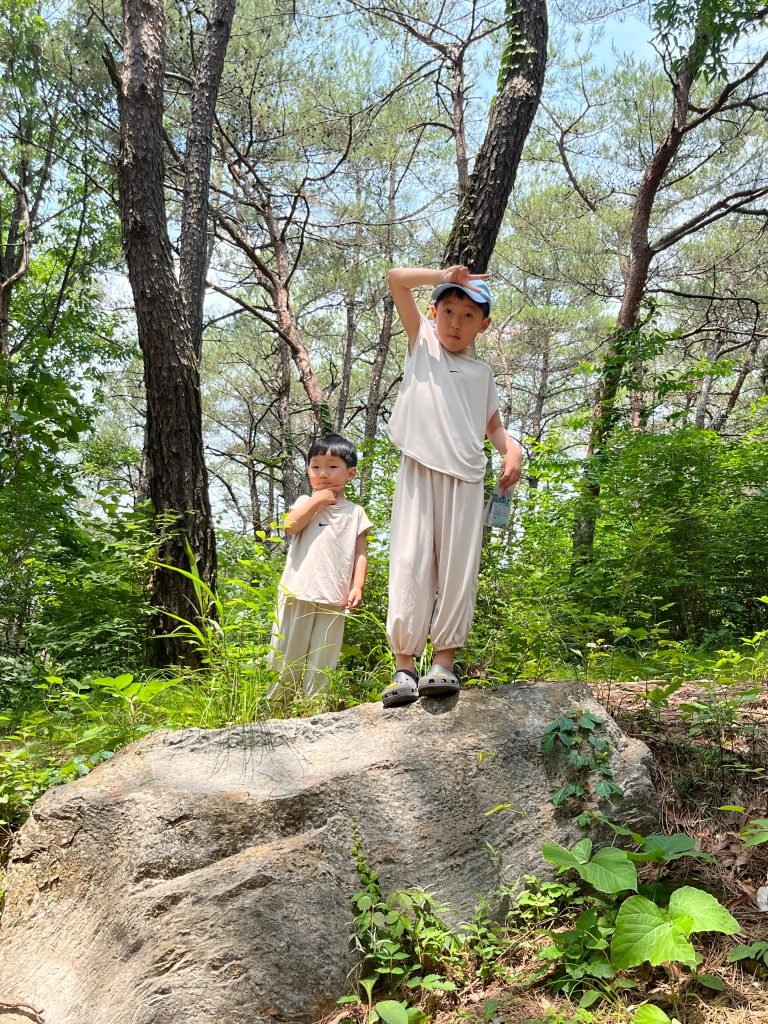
[337,822,765,1024]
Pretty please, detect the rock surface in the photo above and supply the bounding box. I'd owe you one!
[0,683,657,1024]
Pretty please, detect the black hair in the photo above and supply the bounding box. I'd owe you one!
[433,286,490,318]
[307,432,358,468]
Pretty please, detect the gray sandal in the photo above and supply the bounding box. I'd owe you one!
[382,670,419,708]
[418,664,460,697]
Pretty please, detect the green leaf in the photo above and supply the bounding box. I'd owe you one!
[578,711,602,730]
[406,1010,428,1024]
[579,989,603,1008]
[668,887,740,935]
[696,972,725,990]
[727,941,768,963]
[580,847,638,894]
[484,803,512,816]
[595,779,623,800]
[541,842,585,872]
[358,977,377,1002]
[633,1005,675,1024]
[571,838,593,863]
[374,1001,409,1024]
[629,833,713,864]
[740,819,768,847]
[611,895,697,969]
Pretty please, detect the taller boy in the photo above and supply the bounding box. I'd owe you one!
[382,265,522,708]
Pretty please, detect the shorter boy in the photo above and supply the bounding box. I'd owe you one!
[268,433,372,699]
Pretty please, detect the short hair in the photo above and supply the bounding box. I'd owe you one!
[307,432,358,468]
[433,285,490,318]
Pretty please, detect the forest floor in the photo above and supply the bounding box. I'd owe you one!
[431,679,768,1024]
[3,676,766,1024]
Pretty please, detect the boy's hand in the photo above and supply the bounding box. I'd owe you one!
[500,447,522,492]
[314,488,338,506]
[347,586,363,609]
[443,265,489,302]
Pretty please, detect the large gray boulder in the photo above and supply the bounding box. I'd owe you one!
[0,683,657,1024]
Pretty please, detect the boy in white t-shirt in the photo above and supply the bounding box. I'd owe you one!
[382,266,522,708]
[269,433,372,699]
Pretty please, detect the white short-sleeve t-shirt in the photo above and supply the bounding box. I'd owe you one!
[387,316,499,482]
[279,496,372,608]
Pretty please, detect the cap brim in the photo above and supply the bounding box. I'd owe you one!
[430,282,491,309]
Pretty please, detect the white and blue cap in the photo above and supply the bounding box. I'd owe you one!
[431,279,492,311]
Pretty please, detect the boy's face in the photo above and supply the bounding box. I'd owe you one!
[431,293,491,353]
[308,452,356,495]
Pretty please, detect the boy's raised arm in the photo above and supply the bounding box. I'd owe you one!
[387,266,489,351]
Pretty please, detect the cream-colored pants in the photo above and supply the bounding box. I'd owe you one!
[268,595,346,698]
[387,456,484,656]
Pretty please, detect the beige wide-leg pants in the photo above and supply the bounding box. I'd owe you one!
[268,595,346,698]
[387,456,484,656]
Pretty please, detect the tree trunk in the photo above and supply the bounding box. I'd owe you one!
[360,165,398,497]
[277,336,298,512]
[265,205,332,433]
[711,333,763,433]
[694,335,723,428]
[443,0,548,271]
[0,165,31,354]
[527,333,550,489]
[108,0,231,663]
[179,0,237,359]
[335,297,356,431]
[571,59,695,567]
[448,46,469,190]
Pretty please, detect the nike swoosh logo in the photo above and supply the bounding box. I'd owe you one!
[449,369,461,373]
[318,522,328,527]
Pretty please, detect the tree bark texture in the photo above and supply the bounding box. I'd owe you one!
[335,297,356,432]
[179,0,237,359]
[443,0,548,271]
[0,167,31,354]
[110,0,223,663]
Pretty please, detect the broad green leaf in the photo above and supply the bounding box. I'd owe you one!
[740,819,768,847]
[633,1005,675,1024]
[579,989,603,1008]
[696,972,725,990]
[541,842,582,871]
[572,838,593,863]
[359,977,377,1001]
[374,1001,409,1024]
[580,847,638,894]
[628,834,700,863]
[668,887,740,935]
[406,1010,428,1024]
[727,941,768,963]
[611,895,697,969]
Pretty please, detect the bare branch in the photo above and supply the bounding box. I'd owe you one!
[652,186,768,252]
[683,48,768,134]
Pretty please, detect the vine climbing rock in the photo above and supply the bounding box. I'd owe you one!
[0,683,657,1024]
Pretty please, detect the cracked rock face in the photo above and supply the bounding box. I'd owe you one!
[0,683,657,1024]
